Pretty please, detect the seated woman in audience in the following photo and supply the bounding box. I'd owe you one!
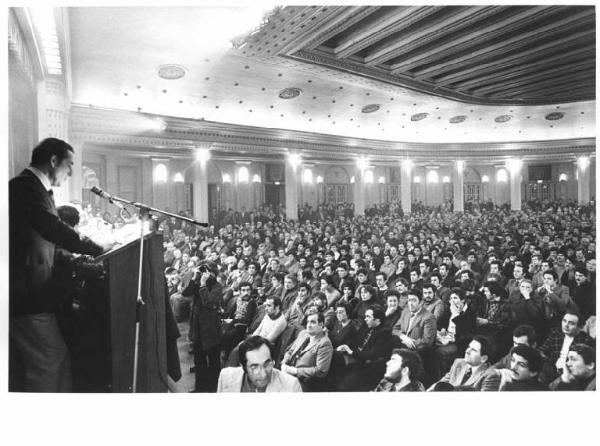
[350,284,382,330]
[433,287,477,378]
[382,290,403,331]
[329,302,358,350]
[339,280,356,305]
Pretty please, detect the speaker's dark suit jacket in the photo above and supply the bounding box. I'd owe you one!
[9,169,103,316]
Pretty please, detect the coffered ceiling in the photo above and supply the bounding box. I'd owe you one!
[62,5,595,146]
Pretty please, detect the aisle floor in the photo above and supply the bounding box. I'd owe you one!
[171,321,195,392]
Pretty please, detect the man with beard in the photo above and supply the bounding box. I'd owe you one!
[422,283,445,326]
[374,349,425,392]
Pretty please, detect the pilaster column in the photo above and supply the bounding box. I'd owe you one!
[285,156,300,221]
[353,165,366,216]
[192,157,209,223]
[453,160,465,212]
[401,160,412,214]
[576,156,591,204]
[39,78,70,203]
[507,159,523,211]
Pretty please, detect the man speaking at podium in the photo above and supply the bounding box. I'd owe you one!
[9,138,107,392]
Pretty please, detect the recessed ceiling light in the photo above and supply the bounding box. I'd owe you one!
[278,87,302,99]
[157,64,186,80]
[361,104,380,113]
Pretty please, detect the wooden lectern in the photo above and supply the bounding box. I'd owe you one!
[72,232,168,392]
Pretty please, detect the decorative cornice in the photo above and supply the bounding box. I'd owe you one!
[70,105,595,164]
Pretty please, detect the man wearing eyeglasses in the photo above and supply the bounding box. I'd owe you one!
[217,336,302,392]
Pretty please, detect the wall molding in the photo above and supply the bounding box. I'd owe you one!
[71,104,595,164]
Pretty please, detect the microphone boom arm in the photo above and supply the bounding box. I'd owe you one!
[91,187,208,227]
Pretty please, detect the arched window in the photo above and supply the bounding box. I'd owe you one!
[413,176,421,183]
[496,168,508,183]
[238,166,249,183]
[364,170,374,184]
[427,170,439,183]
[481,175,490,183]
[303,168,313,184]
[559,173,568,182]
[222,173,232,183]
[154,163,167,183]
[442,175,450,183]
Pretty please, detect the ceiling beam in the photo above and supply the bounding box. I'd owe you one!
[389,5,562,72]
[493,73,595,99]
[432,29,594,87]
[333,6,438,59]
[466,61,595,96]
[407,8,593,78]
[276,6,365,55]
[447,44,595,90]
[301,6,381,52]
[364,6,504,67]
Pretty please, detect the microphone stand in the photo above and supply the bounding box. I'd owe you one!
[94,190,208,392]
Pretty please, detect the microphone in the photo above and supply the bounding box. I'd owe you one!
[90,186,123,208]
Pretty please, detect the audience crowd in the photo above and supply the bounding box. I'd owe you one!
[87,197,597,392]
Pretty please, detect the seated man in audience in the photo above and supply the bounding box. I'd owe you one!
[538,310,593,384]
[280,274,299,313]
[392,288,436,352]
[429,272,451,306]
[251,296,287,345]
[572,266,596,322]
[491,324,537,370]
[409,268,423,290]
[283,282,313,329]
[422,282,445,326]
[429,335,493,390]
[535,269,572,331]
[220,282,257,360]
[507,279,545,340]
[336,305,393,391]
[217,336,301,392]
[549,344,595,391]
[373,349,425,392]
[482,345,547,391]
[505,264,526,300]
[280,311,333,391]
[375,272,389,301]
